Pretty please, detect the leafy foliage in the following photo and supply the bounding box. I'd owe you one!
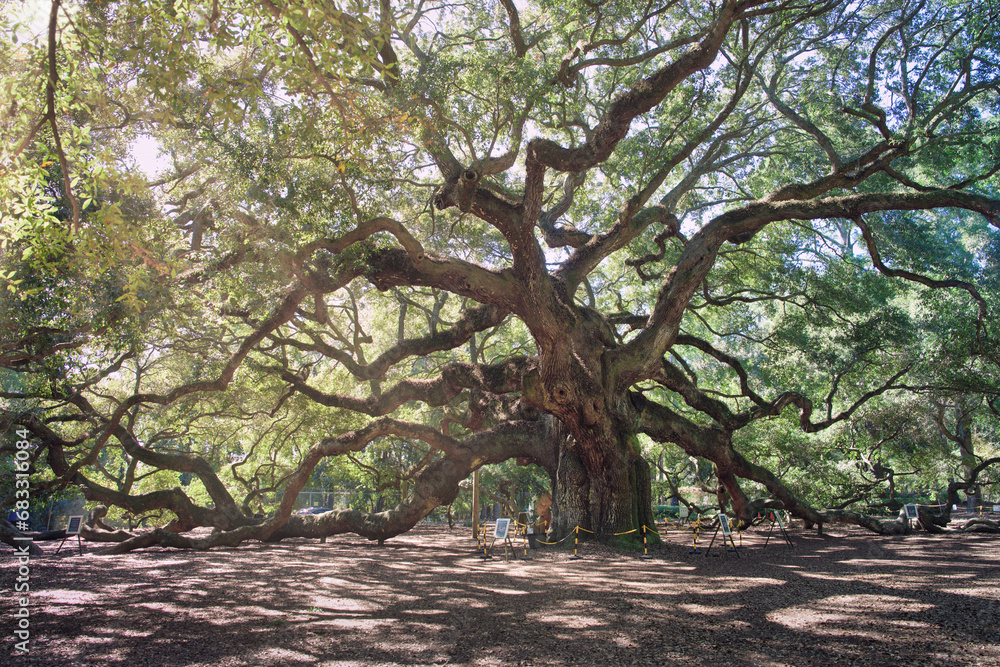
[1,0,998,550]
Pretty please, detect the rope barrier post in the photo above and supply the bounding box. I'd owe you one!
[569,525,582,560]
[480,522,492,560]
[688,517,701,555]
[641,525,653,559]
[519,522,530,561]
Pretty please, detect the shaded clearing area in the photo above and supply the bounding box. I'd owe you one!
[5,525,1000,666]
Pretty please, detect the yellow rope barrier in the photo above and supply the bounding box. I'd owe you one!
[534,530,574,545]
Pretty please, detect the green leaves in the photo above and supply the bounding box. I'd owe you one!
[1,0,997,542]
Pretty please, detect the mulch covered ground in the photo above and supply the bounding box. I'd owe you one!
[4,522,999,666]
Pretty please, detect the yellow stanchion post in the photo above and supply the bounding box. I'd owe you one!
[480,522,492,560]
[569,525,582,560]
[689,517,701,554]
[519,522,530,561]
[641,525,653,559]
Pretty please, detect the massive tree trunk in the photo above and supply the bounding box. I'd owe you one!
[520,306,657,541]
[551,444,589,536]
[547,430,655,541]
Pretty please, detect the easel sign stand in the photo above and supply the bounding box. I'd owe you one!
[904,503,920,528]
[55,515,85,556]
[485,518,515,562]
[763,510,793,549]
[704,513,740,559]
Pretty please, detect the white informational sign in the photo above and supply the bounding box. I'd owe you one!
[494,518,511,540]
[718,513,732,536]
[65,515,84,534]
[904,504,919,520]
[679,506,689,519]
[993,505,1000,513]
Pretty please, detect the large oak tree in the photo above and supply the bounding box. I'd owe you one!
[1,0,998,551]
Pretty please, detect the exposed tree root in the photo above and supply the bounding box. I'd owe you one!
[1,518,44,556]
[961,519,1000,534]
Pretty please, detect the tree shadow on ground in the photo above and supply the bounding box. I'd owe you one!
[5,525,999,666]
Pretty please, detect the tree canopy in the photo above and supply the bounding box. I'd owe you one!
[2,0,999,552]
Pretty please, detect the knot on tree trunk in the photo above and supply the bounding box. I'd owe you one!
[433,168,480,213]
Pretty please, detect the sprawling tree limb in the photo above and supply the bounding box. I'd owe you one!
[529,0,742,173]
[613,189,1000,385]
[268,303,509,381]
[299,217,427,267]
[558,51,757,292]
[363,248,522,311]
[853,214,991,328]
[98,416,559,553]
[64,393,245,527]
[270,358,532,417]
[0,518,44,556]
[638,392,920,534]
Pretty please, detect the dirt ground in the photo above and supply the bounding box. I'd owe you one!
[3,522,1000,666]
